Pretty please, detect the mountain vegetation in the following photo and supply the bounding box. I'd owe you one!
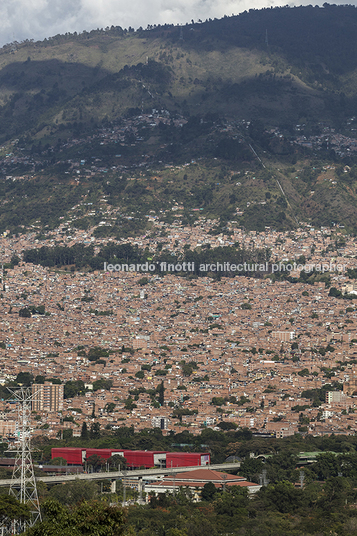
[1,5,357,235]
[3,4,357,135]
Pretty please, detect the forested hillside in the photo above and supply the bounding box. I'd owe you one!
[1,5,357,234]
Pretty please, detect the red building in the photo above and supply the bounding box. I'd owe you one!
[51,448,210,469]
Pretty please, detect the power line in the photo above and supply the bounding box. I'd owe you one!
[7,387,42,534]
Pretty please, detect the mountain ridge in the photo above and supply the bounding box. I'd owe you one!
[1,6,357,236]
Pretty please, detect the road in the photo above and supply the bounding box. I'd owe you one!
[0,462,241,486]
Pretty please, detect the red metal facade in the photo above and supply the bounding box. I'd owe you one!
[85,448,115,460]
[166,452,209,468]
[51,448,85,465]
[51,448,210,468]
[122,450,167,469]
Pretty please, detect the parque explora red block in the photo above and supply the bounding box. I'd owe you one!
[166,452,210,468]
[121,450,167,469]
[85,448,117,460]
[51,448,210,468]
[51,447,86,465]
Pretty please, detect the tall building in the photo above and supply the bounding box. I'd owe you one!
[32,382,64,412]
[152,416,169,430]
[325,391,346,404]
[343,372,357,396]
[271,331,295,342]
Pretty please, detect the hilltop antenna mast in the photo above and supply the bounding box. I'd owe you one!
[265,29,269,47]
[7,387,42,533]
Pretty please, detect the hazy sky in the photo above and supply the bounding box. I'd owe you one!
[0,0,351,47]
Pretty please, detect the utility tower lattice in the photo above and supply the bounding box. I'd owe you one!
[8,387,42,532]
[299,470,305,489]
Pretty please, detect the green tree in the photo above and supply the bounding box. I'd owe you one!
[217,422,237,431]
[264,452,299,483]
[311,452,340,480]
[48,480,98,505]
[201,481,217,501]
[157,381,165,406]
[87,347,109,361]
[321,476,353,511]
[50,457,67,466]
[240,457,264,482]
[34,375,45,384]
[329,287,342,298]
[214,487,249,516]
[63,429,73,440]
[19,308,31,318]
[0,495,30,530]
[260,481,303,513]
[92,379,113,391]
[166,529,188,536]
[108,454,127,470]
[26,498,126,536]
[86,454,105,472]
[124,397,137,411]
[89,422,101,439]
[64,380,85,399]
[80,422,89,440]
[181,364,194,376]
[211,397,225,406]
[16,372,34,386]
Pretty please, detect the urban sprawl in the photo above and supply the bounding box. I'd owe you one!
[1,218,357,442]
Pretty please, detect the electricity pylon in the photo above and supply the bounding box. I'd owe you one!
[8,387,42,533]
